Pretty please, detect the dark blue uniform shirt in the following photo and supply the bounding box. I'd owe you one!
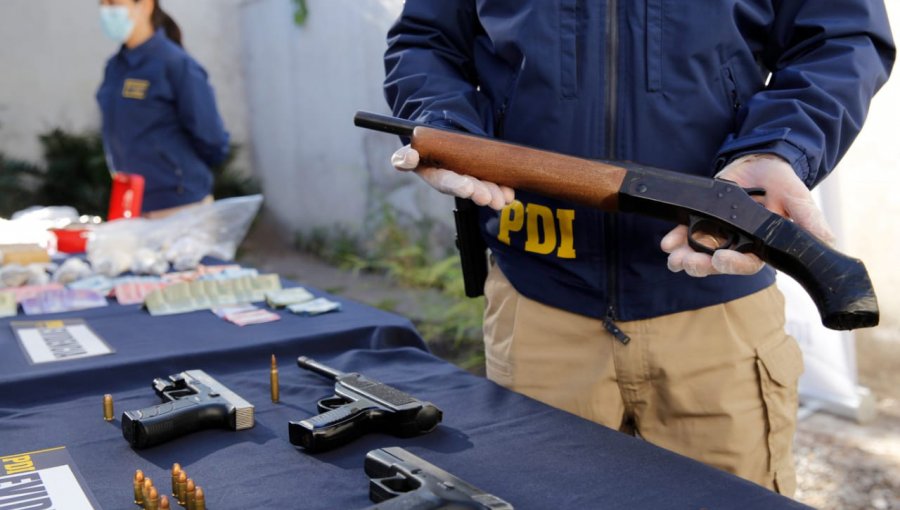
[385,0,894,323]
[97,29,230,212]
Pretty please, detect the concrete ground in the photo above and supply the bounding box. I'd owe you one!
[238,217,900,510]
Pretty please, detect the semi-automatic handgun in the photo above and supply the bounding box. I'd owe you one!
[121,369,254,449]
[289,357,443,452]
[364,447,513,509]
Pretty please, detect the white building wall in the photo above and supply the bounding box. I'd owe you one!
[0,0,251,176]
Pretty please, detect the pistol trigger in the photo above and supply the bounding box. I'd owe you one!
[317,395,348,412]
[372,474,411,497]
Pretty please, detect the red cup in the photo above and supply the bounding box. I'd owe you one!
[108,173,145,220]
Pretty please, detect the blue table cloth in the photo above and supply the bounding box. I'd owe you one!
[0,280,810,509]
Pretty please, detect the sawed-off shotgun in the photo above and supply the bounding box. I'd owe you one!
[354,111,879,331]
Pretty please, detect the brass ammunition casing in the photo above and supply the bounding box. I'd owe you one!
[185,479,196,510]
[147,487,159,510]
[133,470,145,505]
[194,487,206,510]
[143,478,153,508]
[176,472,187,505]
[171,464,181,497]
[103,394,114,422]
[270,354,279,403]
[159,495,170,510]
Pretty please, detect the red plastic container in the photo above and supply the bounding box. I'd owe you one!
[51,227,90,254]
[107,173,145,220]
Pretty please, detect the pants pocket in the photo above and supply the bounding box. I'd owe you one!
[756,334,804,496]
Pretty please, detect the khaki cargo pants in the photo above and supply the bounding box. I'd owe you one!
[483,263,803,496]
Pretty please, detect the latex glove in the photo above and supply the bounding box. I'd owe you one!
[392,145,515,211]
[661,153,836,277]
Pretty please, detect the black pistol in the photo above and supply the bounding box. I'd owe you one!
[289,357,442,452]
[121,369,255,449]
[364,447,513,509]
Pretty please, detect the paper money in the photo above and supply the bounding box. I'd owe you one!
[0,291,15,318]
[211,303,259,318]
[145,274,282,316]
[287,297,341,316]
[20,289,108,315]
[225,308,281,326]
[67,275,114,295]
[115,281,169,306]
[9,283,64,303]
[265,287,314,308]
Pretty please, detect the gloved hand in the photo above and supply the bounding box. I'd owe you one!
[661,153,836,277]
[392,145,515,211]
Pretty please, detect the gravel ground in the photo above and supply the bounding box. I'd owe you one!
[794,398,900,509]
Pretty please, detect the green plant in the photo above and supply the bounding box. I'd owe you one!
[0,154,43,217]
[0,130,259,219]
[212,144,261,199]
[294,204,486,372]
[38,129,112,217]
[292,0,309,26]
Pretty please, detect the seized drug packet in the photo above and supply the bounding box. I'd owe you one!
[266,287,314,308]
[287,297,341,316]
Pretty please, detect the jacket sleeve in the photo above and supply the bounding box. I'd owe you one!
[715,1,895,187]
[172,57,231,167]
[384,0,493,135]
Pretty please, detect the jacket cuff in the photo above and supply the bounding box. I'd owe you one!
[416,110,489,136]
[715,137,813,187]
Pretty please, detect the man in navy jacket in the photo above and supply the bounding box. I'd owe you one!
[385,0,894,495]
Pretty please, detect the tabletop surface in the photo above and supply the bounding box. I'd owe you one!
[0,278,810,509]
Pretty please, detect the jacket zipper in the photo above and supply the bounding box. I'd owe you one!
[602,0,630,345]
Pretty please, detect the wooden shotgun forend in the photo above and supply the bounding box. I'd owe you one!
[411,126,626,211]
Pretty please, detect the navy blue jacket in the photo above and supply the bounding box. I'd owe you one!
[97,29,230,212]
[385,1,894,324]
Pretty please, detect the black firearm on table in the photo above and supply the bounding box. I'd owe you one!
[289,357,443,452]
[364,447,514,510]
[121,369,255,449]
[354,111,880,332]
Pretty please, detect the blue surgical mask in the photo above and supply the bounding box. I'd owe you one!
[99,6,135,43]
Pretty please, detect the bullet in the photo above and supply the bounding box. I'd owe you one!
[159,495,170,510]
[143,478,153,508]
[103,394,114,421]
[171,463,181,497]
[176,472,187,505]
[270,354,280,403]
[133,470,144,505]
[185,479,196,510]
[194,487,206,510]
[147,487,159,510]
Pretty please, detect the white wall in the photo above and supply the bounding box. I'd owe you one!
[0,0,251,174]
[239,0,454,234]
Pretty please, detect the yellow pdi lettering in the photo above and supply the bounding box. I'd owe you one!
[525,204,556,255]
[556,208,576,258]
[498,200,525,245]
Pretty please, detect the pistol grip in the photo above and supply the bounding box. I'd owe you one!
[121,398,230,449]
[289,399,383,452]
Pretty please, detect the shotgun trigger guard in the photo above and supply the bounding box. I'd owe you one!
[743,186,766,197]
[687,215,756,255]
[317,395,350,413]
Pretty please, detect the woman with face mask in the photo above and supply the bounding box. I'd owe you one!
[96,0,230,219]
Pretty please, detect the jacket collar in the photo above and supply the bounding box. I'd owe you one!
[119,28,166,68]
